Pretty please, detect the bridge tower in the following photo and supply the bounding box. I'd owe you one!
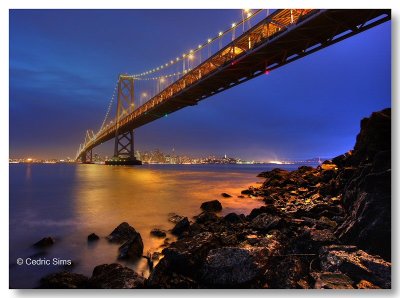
[106,74,142,165]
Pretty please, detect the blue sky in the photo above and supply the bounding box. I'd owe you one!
[9,9,391,160]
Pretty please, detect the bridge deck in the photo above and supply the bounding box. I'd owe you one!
[78,9,390,158]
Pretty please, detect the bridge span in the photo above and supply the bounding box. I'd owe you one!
[76,9,390,163]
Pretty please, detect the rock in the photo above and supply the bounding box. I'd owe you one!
[171,217,190,236]
[118,235,144,260]
[223,213,244,224]
[334,109,390,260]
[168,213,185,224]
[241,189,254,195]
[221,192,232,198]
[39,272,89,289]
[107,222,139,243]
[250,213,283,231]
[200,200,222,212]
[161,232,220,276]
[150,229,167,238]
[87,233,100,242]
[356,279,381,289]
[294,228,337,254]
[311,272,354,289]
[200,247,259,287]
[195,212,219,224]
[319,245,391,289]
[89,263,145,289]
[33,237,55,248]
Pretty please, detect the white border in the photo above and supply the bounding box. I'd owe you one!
[2,0,399,297]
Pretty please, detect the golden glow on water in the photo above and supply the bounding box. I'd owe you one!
[72,164,264,277]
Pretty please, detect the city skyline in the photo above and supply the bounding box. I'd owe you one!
[10,10,391,160]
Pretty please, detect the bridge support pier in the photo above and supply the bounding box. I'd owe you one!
[105,75,142,165]
[81,149,93,164]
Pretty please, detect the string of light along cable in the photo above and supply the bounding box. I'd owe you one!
[130,9,264,79]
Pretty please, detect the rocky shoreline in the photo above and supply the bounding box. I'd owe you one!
[38,108,391,289]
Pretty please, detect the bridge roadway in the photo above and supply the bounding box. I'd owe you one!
[77,9,390,159]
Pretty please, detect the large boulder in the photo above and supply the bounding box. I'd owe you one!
[89,263,145,289]
[107,222,140,243]
[200,200,222,212]
[39,272,89,289]
[200,247,259,287]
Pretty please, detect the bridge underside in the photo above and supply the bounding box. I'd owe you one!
[77,9,390,160]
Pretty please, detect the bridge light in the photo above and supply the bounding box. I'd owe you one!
[243,9,250,13]
[188,54,194,60]
[176,57,179,61]
[247,12,252,17]
[207,38,212,43]
[218,31,223,36]
[265,69,270,75]
[170,60,174,64]
[198,44,202,49]
[232,23,236,28]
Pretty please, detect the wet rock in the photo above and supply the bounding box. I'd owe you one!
[319,245,391,289]
[118,234,144,260]
[87,233,99,242]
[195,212,219,224]
[250,213,283,231]
[107,222,139,243]
[311,272,354,289]
[168,213,185,224]
[200,247,259,287]
[171,217,190,236]
[89,263,145,289]
[33,237,55,248]
[39,272,89,289]
[221,192,232,198]
[247,205,281,220]
[200,200,222,212]
[150,228,167,238]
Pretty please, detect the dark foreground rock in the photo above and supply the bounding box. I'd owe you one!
[40,263,146,289]
[39,272,88,289]
[200,200,222,212]
[89,263,145,288]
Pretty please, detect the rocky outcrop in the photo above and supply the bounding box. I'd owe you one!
[171,217,190,236]
[335,109,391,260]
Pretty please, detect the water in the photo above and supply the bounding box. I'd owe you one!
[9,163,302,288]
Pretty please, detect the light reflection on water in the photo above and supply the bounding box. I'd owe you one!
[9,163,300,288]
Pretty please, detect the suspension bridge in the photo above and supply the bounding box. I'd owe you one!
[75,9,390,164]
